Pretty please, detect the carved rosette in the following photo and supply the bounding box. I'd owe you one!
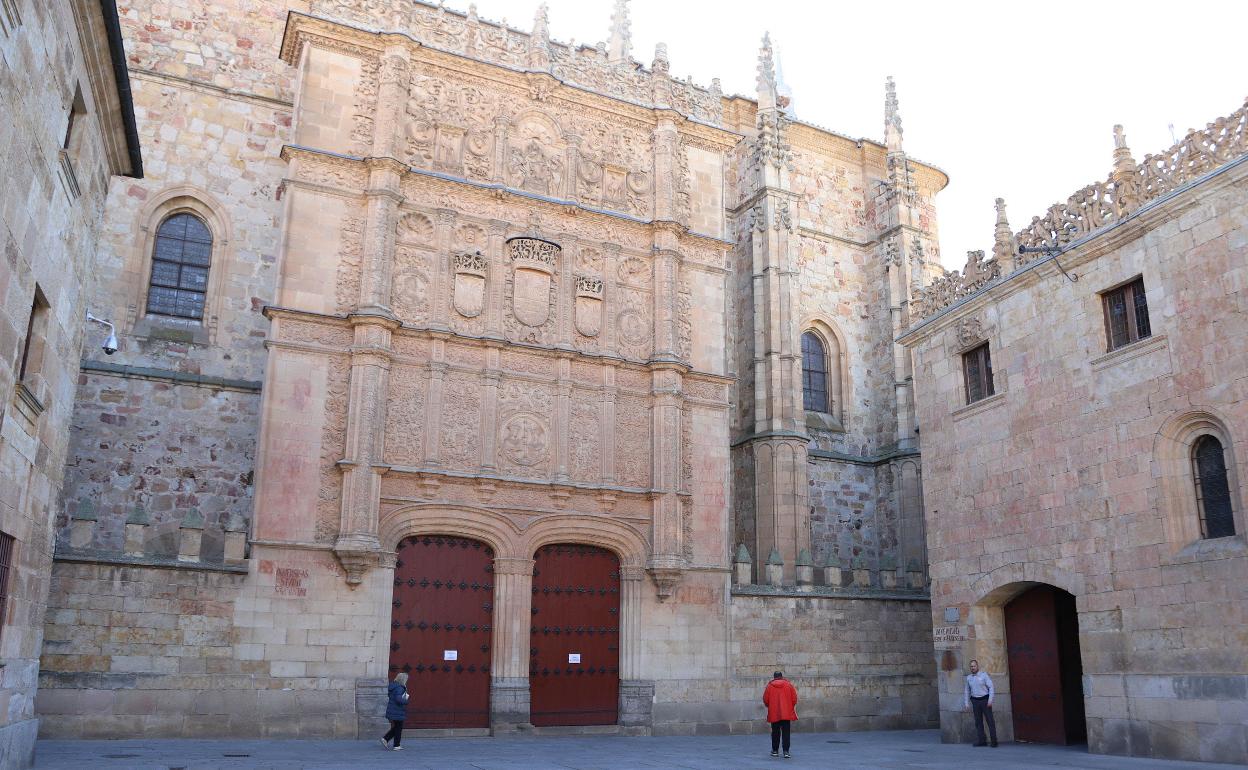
[574,274,604,337]
[452,251,488,318]
[507,237,561,328]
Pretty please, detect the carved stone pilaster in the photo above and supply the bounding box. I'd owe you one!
[553,358,571,482]
[491,116,510,184]
[490,556,535,733]
[486,220,508,338]
[600,365,616,485]
[479,354,501,471]
[431,209,456,329]
[601,242,621,356]
[423,350,447,466]
[372,48,410,159]
[619,564,645,673]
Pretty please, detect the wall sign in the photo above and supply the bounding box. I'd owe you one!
[933,626,966,648]
[443,650,458,661]
[568,653,581,663]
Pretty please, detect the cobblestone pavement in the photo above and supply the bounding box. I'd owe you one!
[34,730,1244,770]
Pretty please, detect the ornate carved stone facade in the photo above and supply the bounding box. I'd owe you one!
[38,0,944,740]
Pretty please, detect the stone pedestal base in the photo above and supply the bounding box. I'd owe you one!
[619,679,655,733]
[490,677,533,735]
[355,678,389,739]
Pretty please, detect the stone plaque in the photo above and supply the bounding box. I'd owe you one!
[933,625,966,648]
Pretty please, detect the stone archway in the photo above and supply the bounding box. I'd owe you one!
[963,568,1087,746]
[1003,584,1086,744]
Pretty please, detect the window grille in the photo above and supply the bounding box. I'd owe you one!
[1102,277,1151,351]
[962,342,995,404]
[801,331,828,413]
[147,213,212,320]
[1193,435,1236,539]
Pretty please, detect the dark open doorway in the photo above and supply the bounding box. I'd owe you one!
[1003,584,1086,745]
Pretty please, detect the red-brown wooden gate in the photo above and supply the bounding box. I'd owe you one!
[389,535,493,728]
[530,544,620,726]
[1004,584,1085,744]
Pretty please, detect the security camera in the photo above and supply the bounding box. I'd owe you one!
[86,313,118,356]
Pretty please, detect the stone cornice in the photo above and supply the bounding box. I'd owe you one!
[279,145,735,253]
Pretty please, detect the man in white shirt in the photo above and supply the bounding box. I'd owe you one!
[962,659,998,747]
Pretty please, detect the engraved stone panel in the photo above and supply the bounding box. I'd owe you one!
[615,394,651,488]
[440,372,482,471]
[385,364,427,467]
[497,380,554,475]
[392,246,431,325]
[569,394,601,483]
[574,274,604,338]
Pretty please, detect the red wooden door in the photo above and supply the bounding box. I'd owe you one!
[530,544,620,726]
[1005,585,1066,743]
[389,535,493,728]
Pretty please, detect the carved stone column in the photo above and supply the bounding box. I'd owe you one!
[601,242,620,356]
[372,47,410,160]
[334,315,398,585]
[557,236,575,349]
[422,339,447,467]
[485,219,508,339]
[553,357,571,483]
[600,365,616,485]
[648,365,686,599]
[479,346,501,472]
[431,209,456,330]
[652,118,678,223]
[563,133,581,202]
[491,115,509,184]
[618,564,654,730]
[490,557,535,733]
[651,239,680,362]
[358,160,404,315]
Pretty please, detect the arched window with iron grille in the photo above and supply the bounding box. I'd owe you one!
[801,331,828,414]
[1193,435,1235,539]
[146,212,212,320]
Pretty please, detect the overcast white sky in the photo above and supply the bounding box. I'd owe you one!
[465,0,1247,268]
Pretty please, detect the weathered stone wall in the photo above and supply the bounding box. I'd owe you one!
[652,592,937,735]
[904,155,1248,763]
[57,369,260,556]
[0,1,139,765]
[38,547,387,738]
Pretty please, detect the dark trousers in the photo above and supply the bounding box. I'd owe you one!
[383,719,404,747]
[770,720,791,752]
[970,696,997,745]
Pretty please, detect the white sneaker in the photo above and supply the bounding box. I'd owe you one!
[392,746,404,751]
[379,738,389,749]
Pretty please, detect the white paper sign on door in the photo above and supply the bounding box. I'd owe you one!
[443,650,458,661]
[568,653,581,663]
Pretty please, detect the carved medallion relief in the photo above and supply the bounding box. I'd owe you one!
[497,380,554,475]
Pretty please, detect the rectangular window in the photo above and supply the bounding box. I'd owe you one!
[962,342,995,404]
[1102,277,1151,351]
[17,288,49,383]
[0,531,14,642]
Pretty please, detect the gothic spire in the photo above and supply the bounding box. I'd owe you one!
[884,76,904,154]
[756,32,778,112]
[992,197,1017,272]
[607,0,632,65]
[528,3,552,70]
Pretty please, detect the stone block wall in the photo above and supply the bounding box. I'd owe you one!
[57,369,260,555]
[651,592,936,735]
[0,1,140,766]
[904,156,1248,763]
[37,545,388,738]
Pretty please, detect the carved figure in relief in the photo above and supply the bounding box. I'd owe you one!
[500,413,549,466]
[509,140,562,195]
[434,126,464,172]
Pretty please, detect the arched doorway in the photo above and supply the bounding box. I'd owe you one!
[389,535,494,728]
[1004,584,1086,744]
[529,543,620,726]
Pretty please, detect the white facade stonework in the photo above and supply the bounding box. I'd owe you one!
[901,107,1248,763]
[38,0,943,739]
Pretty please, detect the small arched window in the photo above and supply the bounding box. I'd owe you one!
[1193,435,1236,538]
[801,331,828,413]
[146,212,212,320]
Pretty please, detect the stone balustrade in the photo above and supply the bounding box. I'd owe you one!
[914,97,1248,320]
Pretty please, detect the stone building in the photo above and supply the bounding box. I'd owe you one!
[899,104,1248,762]
[39,0,944,738]
[0,1,142,766]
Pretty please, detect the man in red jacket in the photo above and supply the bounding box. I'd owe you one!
[762,670,798,758]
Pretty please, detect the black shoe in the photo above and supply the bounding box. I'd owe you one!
[973,742,987,747]
[770,750,779,757]
[784,751,791,759]
[990,741,998,748]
